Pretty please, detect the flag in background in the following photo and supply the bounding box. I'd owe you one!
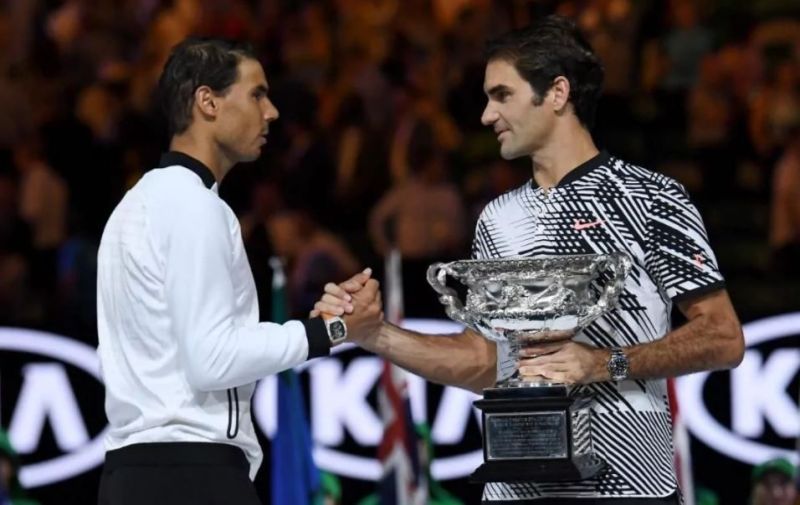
[375,249,427,504]
[269,257,322,505]
[668,377,695,505]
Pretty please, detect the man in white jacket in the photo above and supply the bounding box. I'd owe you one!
[96,37,382,505]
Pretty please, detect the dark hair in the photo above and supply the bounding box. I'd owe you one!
[158,37,257,136]
[485,15,604,128]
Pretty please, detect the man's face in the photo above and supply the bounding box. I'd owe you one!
[752,473,797,505]
[481,59,554,160]
[214,58,279,163]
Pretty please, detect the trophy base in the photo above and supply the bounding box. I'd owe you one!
[489,382,569,395]
[470,455,607,483]
[472,385,605,484]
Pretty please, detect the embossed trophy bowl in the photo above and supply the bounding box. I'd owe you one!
[427,253,632,483]
[427,253,632,387]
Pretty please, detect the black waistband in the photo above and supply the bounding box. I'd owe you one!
[482,493,679,505]
[103,443,248,471]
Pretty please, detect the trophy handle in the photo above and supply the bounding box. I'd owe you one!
[598,253,633,311]
[426,262,475,327]
[580,252,633,326]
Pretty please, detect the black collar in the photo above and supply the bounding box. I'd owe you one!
[530,150,610,189]
[158,151,217,189]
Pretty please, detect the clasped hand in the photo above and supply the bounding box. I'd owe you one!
[311,268,383,343]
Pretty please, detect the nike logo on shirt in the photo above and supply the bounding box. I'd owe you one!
[574,219,605,230]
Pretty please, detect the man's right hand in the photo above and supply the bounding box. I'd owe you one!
[310,268,372,317]
[310,268,383,343]
[342,278,383,343]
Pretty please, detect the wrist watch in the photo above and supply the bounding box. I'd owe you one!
[324,316,348,346]
[607,347,629,381]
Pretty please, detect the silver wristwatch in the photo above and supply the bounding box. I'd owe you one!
[324,316,347,346]
[607,347,629,381]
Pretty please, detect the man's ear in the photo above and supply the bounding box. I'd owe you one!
[195,85,218,119]
[549,76,571,114]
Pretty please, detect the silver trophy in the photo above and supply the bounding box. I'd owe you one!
[427,252,632,483]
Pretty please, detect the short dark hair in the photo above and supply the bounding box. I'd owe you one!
[158,37,257,136]
[485,15,604,128]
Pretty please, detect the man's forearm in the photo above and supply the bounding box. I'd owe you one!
[362,323,497,394]
[624,308,744,381]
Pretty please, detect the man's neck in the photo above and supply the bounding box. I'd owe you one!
[169,133,231,184]
[530,124,599,189]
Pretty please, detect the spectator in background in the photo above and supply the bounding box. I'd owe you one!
[128,0,203,113]
[0,10,34,149]
[662,1,713,94]
[12,137,68,315]
[370,124,466,260]
[13,138,67,258]
[749,458,797,505]
[369,123,466,316]
[268,210,360,317]
[240,177,285,321]
[389,91,462,183]
[272,82,337,228]
[444,4,493,132]
[328,93,390,255]
[579,0,641,143]
[687,53,736,197]
[749,58,800,161]
[643,0,713,155]
[0,428,40,505]
[280,2,332,89]
[0,170,37,326]
[769,120,800,274]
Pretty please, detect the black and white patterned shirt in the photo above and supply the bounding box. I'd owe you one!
[473,151,724,501]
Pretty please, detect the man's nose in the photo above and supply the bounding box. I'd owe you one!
[264,99,279,122]
[481,103,497,126]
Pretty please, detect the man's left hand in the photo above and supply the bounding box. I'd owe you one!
[518,341,610,385]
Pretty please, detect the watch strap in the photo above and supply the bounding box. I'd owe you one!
[302,317,331,359]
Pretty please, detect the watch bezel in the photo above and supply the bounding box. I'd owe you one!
[607,347,629,381]
[325,317,347,345]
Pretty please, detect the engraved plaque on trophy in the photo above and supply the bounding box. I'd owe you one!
[427,253,632,483]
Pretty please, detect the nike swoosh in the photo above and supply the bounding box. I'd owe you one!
[574,219,605,230]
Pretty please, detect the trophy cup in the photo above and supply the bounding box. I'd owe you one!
[427,253,632,483]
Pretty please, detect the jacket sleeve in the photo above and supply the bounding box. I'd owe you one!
[164,194,329,391]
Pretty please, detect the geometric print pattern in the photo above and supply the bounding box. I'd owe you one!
[474,152,724,500]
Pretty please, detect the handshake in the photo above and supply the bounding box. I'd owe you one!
[310,268,386,347]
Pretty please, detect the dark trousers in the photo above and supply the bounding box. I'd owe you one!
[98,442,261,505]
[483,492,681,504]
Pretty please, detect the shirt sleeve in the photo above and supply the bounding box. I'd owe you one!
[644,180,725,304]
[163,193,327,392]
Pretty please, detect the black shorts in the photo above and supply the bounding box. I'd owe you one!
[98,442,261,505]
[482,492,681,505]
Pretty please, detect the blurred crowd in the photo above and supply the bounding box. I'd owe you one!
[0,0,798,340]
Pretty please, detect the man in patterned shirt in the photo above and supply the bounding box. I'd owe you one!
[317,15,744,505]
